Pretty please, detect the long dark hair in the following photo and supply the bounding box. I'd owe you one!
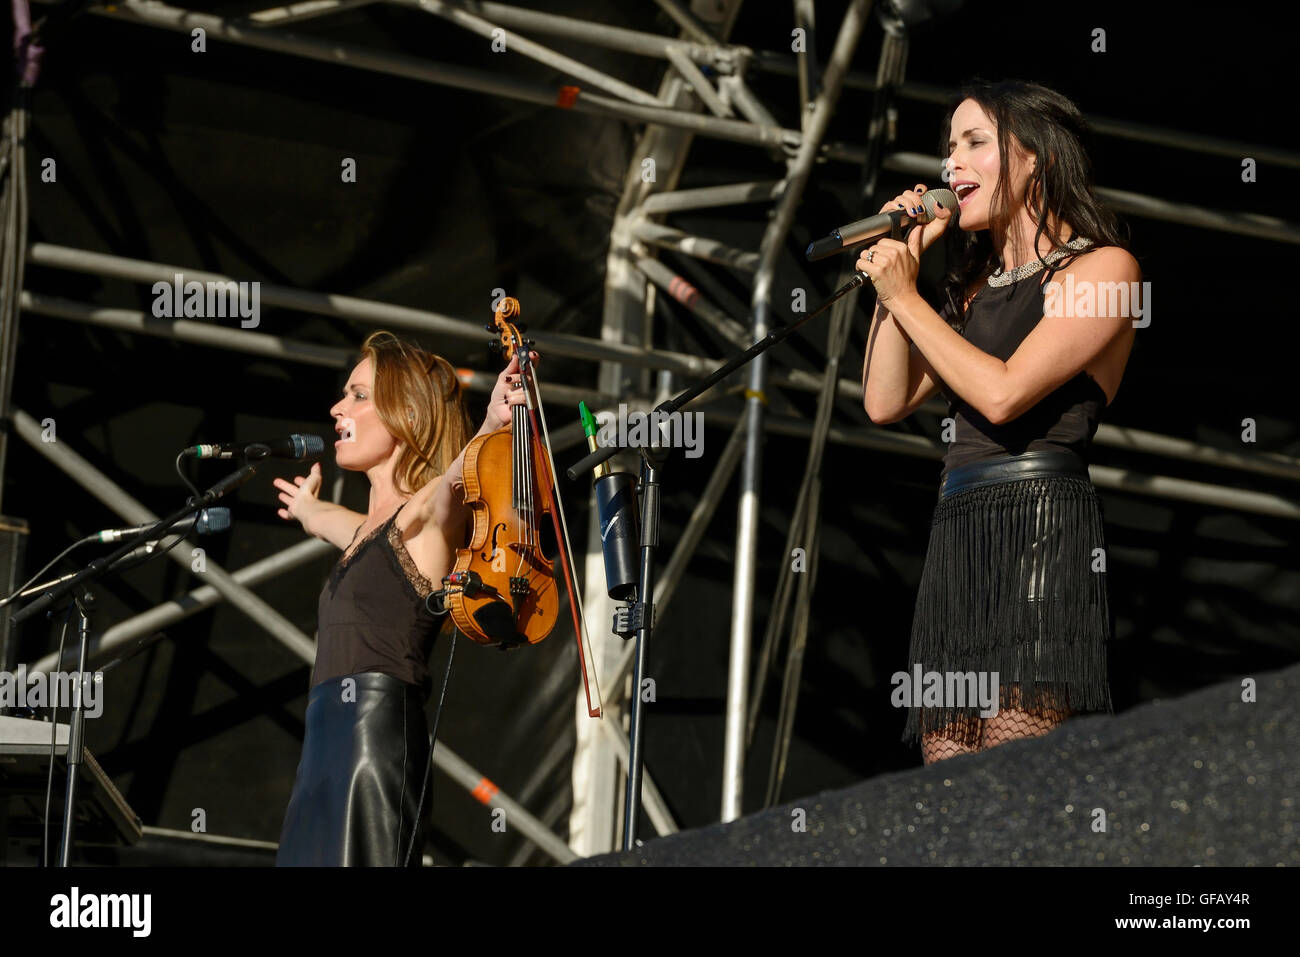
[939,79,1129,327]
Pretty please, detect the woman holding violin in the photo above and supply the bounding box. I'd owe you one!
[272,329,536,866]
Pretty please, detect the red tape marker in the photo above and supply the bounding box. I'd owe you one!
[668,275,699,307]
[471,778,500,804]
[556,85,580,109]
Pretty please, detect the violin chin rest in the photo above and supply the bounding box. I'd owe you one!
[472,603,528,647]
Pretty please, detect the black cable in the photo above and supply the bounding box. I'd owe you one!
[174,450,202,504]
[403,629,456,867]
[1,538,95,607]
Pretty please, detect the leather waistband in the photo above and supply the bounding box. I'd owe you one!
[308,670,420,702]
[940,449,1089,500]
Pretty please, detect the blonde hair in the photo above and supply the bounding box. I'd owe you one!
[357,330,474,496]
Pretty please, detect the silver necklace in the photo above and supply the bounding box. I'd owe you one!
[986,237,1094,287]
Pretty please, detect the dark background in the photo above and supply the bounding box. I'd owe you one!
[2,0,1297,865]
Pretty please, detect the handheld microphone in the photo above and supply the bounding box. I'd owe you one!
[90,508,232,543]
[184,434,325,461]
[806,188,955,261]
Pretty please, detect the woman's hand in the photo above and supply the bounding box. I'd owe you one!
[274,461,324,530]
[855,184,952,303]
[485,350,539,431]
[857,223,928,304]
[876,183,953,255]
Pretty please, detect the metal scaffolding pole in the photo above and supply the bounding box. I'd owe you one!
[793,0,820,122]
[249,0,379,26]
[664,46,733,119]
[403,0,667,107]
[721,0,872,824]
[641,181,784,214]
[653,0,717,46]
[720,73,782,131]
[627,221,759,271]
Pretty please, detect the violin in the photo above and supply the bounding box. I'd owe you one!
[442,296,602,717]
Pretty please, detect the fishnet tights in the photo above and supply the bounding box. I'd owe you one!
[919,684,1074,765]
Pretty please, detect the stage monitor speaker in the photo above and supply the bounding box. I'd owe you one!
[0,714,142,864]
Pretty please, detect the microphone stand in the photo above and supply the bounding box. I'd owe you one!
[7,457,263,865]
[567,261,885,850]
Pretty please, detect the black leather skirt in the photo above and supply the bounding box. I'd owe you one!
[277,672,430,866]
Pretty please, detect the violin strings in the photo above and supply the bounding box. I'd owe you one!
[525,401,534,551]
[517,383,535,570]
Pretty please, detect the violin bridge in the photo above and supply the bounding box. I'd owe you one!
[509,576,528,620]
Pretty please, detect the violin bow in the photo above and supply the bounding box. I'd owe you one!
[514,335,603,719]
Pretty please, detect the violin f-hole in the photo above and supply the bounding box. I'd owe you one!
[482,522,508,564]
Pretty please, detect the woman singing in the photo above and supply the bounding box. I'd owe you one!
[272,330,535,864]
[859,80,1139,765]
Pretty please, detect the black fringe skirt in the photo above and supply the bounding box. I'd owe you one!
[902,449,1114,744]
[277,672,430,866]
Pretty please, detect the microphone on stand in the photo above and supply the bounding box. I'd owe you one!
[579,403,639,604]
[88,508,232,544]
[806,188,955,261]
[183,434,325,461]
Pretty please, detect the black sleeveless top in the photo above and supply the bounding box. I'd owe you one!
[311,501,441,693]
[936,265,1107,478]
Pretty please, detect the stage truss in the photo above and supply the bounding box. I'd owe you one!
[2,0,1298,862]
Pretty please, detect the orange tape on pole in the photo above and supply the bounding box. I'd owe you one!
[470,778,500,804]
